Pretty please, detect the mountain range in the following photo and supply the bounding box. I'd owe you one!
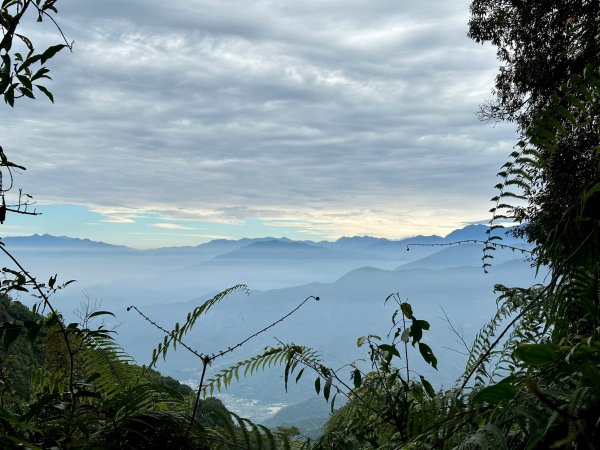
[0,224,539,423]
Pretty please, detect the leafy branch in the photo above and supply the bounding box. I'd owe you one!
[128,290,320,431]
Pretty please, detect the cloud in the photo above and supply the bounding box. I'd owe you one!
[2,0,516,242]
[152,223,194,230]
[88,207,140,224]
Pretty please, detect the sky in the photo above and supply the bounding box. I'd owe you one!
[1,0,518,249]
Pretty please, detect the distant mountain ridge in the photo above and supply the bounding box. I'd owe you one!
[1,224,523,254]
[0,224,531,310]
[213,239,393,261]
[0,234,130,251]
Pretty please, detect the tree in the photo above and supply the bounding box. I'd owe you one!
[472,0,600,269]
[1,0,72,224]
[460,2,600,447]
[311,3,600,448]
[468,0,600,127]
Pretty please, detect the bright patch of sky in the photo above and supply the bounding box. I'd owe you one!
[1,0,517,248]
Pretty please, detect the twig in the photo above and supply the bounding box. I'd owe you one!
[209,295,319,361]
[439,306,471,356]
[30,2,74,51]
[188,355,210,433]
[127,305,205,361]
[406,239,532,255]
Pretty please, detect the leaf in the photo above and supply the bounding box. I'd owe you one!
[323,376,333,401]
[36,84,54,102]
[418,342,437,369]
[40,44,67,64]
[1,322,22,349]
[400,302,414,319]
[581,181,600,208]
[15,33,33,53]
[31,67,50,81]
[5,85,14,107]
[514,343,557,366]
[415,319,430,330]
[284,362,290,392]
[24,320,41,341]
[352,369,362,389]
[378,344,400,358]
[17,74,32,91]
[419,375,436,399]
[356,336,366,347]
[410,321,423,345]
[314,377,321,396]
[19,87,35,99]
[88,310,115,319]
[472,378,517,404]
[86,372,101,383]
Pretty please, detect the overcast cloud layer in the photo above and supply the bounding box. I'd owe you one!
[1,0,518,245]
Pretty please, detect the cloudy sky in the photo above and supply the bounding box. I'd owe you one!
[1,0,517,248]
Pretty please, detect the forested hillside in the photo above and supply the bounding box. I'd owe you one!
[1,0,599,449]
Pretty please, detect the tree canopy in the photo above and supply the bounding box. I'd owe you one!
[471,0,600,268]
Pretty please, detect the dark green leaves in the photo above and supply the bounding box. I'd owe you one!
[420,375,436,399]
[88,310,115,319]
[0,321,22,349]
[410,319,430,345]
[418,342,437,369]
[35,84,53,102]
[378,344,400,358]
[472,377,517,404]
[352,369,362,389]
[400,302,414,320]
[323,375,333,401]
[40,44,67,64]
[514,344,557,366]
[24,320,41,341]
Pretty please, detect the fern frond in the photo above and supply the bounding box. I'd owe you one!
[145,284,248,365]
[202,344,320,397]
[456,424,508,450]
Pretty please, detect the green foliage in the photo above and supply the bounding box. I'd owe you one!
[0,0,69,108]
[0,292,306,449]
[468,0,599,128]
[0,293,46,399]
[203,344,318,397]
[269,296,451,448]
[144,284,249,366]
[309,4,600,449]
[450,3,600,449]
